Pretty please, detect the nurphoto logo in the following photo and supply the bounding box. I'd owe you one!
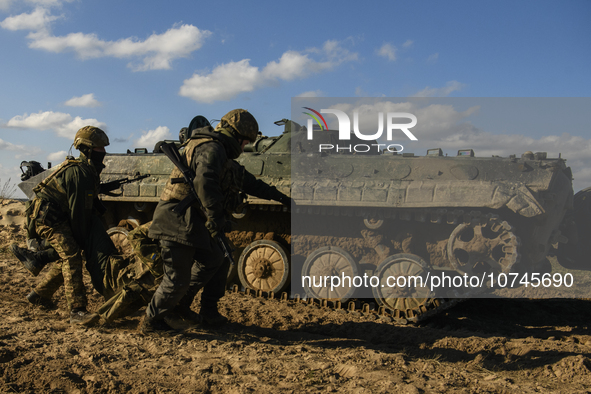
[302,107,418,153]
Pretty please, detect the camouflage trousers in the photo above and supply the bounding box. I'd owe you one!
[98,269,159,324]
[32,215,161,322]
[34,221,87,311]
[97,221,162,323]
[84,219,161,323]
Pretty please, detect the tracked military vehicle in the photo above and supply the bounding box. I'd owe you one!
[18,119,578,321]
[233,120,576,320]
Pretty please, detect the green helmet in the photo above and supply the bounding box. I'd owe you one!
[73,126,110,150]
[220,109,258,142]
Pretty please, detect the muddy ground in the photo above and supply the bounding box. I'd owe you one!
[1,199,591,393]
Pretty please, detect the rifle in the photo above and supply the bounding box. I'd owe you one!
[159,142,235,265]
[99,173,149,195]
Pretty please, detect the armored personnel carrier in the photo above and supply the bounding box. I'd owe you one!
[233,120,575,320]
[18,119,578,321]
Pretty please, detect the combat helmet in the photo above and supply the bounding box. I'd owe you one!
[188,115,211,133]
[219,109,258,142]
[73,126,110,150]
[178,127,189,145]
[180,115,212,144]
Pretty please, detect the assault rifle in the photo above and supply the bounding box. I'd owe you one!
[99,173,149,195]
[159,142,235,265]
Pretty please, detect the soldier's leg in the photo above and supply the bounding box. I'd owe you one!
[30,224,67,306]
[173,239,224,313]
[83,215,119,296]
[99,280,154,324]
[10,243,60,277]
[167,239,228,325]
[145,240,196,320]
[141,240,195,334]
[198,246,230,325]
[199,254,230,309]
[35,222,88,312]
[34,260,65,301]
[98,252,159,324]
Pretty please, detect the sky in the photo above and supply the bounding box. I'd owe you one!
[0,0,589,198]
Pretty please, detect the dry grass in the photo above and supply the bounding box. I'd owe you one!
[0,178,17,202]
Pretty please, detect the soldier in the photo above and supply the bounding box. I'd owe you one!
[12,218,162,325]
[142,110,292,335]
[21,126,111,325]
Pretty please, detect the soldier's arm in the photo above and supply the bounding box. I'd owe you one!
[192,142,227,227]
[64,165,96,244]
[238,163,290,204]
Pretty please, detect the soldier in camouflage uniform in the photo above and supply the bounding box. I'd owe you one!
[14,218,163,325]
[95,221,163,324]
[23,126,110,325]
[142,110,292,335]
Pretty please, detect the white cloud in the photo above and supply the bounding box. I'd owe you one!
[0,0,12,11]
[179,40,357,103]
[0,137,26,152]
[47,150,67,162]
[0,6,58,31]
[0,4,211,72]
[427,53,439,63]
[179,59,262,103]
[6,111,71,129]
[64,93,101,107]
[403,40,413,48]
[377,43,396,61]
[28,0,72,6]
[55,116,105,138]
[135,126,171,149]
[412,80,466,97]
[263,51,327,81]
[5,111,106,139]
[27,24,211,71]
[296,90,325,98]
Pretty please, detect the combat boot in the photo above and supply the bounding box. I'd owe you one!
[70,309,100,326]
[139,316,180,336]
[199,308,228,326]
[26,290,55,309]
[9,244,55,276]
[165,307,203,328]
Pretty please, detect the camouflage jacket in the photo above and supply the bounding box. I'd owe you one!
[30,153,100,246]
[148,128,285,249]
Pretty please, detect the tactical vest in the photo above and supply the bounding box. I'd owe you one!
[159,137,244,213]
[33,159,78,207]
[28,158,97,225]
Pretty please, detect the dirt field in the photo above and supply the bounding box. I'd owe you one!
[1,199,591,393]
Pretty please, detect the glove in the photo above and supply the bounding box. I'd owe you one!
[206,219,221,238]
[205,218,230,238]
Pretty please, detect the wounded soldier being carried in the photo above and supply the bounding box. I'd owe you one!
[11,220,165,325]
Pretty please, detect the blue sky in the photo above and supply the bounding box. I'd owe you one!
[0,0,590,197]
